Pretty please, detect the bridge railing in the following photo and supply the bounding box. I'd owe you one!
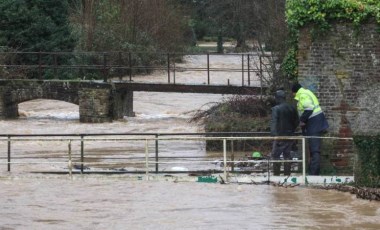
[0,51,273,87]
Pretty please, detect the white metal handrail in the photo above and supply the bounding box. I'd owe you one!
[1,135,354,183]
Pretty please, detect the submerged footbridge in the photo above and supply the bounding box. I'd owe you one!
[0,51,267,122]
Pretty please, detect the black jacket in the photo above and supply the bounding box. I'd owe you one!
[270,102,299,136]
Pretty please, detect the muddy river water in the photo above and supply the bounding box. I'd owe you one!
[0,55,379,229]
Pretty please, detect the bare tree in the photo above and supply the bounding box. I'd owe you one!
[70,0,189,52]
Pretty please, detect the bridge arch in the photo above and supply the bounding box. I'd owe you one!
[18,99,79,119]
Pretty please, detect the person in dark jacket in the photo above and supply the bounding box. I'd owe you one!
[270,90,299,176]
[291,83,329,175]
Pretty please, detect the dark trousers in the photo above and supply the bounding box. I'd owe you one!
[308,134,322,175]
[271,140,294,176]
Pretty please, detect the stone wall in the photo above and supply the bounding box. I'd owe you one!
[297,22,380,172]
[78,87,112,123]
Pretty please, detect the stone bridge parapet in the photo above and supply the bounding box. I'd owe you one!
[0,80,132,123]
[0,79,259,123]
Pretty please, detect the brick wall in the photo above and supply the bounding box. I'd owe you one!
[298,22,380,172]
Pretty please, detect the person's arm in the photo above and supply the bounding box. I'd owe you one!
[292,106,299,133]
[299,110,313,123]
[270,107,278,136]
[299,94,314,123]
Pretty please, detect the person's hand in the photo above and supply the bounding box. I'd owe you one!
[300,121,306,127]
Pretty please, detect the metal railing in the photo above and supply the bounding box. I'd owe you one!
[0,132,309,182]
[0,51,271,86]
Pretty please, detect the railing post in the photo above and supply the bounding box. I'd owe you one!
[155,134,159,173]
[38,51,42,79]
[167,53,170,83]
[173,62,176,84]
[81,135,84,173]
[145,139,149,180]
[53,53,57,78]
[207,53,210,85]
[7,135,11,172]
[103,52,108,82]
[247,54,250,86]
[129,52,132,81]
[302,137,306,184]
[231,140,234,172]
[118,52,123,81]
[241,54,244,86]
[68,140,72,178]
[223,138,228,182]
[259,55,263,99]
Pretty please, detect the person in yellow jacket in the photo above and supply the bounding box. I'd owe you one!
[291,83,329,175]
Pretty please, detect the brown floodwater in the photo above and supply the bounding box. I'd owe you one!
[0,176,379,229]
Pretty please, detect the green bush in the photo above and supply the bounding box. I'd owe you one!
[190,96,274,151]
[353,135,380,187]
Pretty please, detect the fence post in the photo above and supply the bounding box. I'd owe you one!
[38,51,42,79]
[103,52,108,82]
[259,55,263,99]
[302,137,306,184]
[68,140,72,179]
[7,136,11,172]
[129,52,132,81]
[223,138,228,182]
[241,54,244,86]
[167,53,170,83]
[81,135,84,173]
[231,140,234,172]
[145,139,149,180]
[155,134,159,173]
[173,62,176,84]
[118,52,123,81]
[247,54,250,86]
[207,53,210,85]
[53,53,57,78]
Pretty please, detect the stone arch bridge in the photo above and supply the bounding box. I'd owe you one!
[0,79,261,123]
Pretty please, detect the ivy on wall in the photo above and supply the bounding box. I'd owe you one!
[282,0,380,79]
[353,135,380,187]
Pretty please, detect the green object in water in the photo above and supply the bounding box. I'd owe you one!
[252,151,262,158]
[197,176,218,183]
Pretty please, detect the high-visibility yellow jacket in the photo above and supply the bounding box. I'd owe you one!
[294,87,322,121]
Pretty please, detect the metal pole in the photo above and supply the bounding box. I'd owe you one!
[81,135,84,173]
[259,55,263,99]
[223,139,227,182]
[247,54,250,86]
[53,53,57,78]
[145,139,149,180]
[118,52,123,81]
[129,52,132,81]
[155,134,159,173]
[231,140,234,172]
[173,62,176,84]
[241,54,244,86]
[103,52,107,82]
[68,140,72,179]
[39,51,42,79]
[207,53,210,85]
[302,137,306,184]
[167,53,170,83]
[7,136,11,172]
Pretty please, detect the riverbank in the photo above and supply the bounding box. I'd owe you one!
[310,184,380,202]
